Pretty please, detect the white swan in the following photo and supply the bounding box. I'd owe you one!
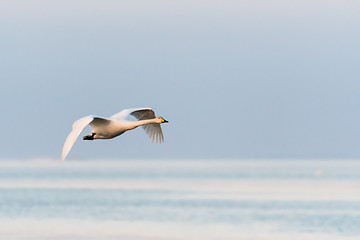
[61,108,168,161]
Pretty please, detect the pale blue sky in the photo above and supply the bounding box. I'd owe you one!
[1,1,360,159]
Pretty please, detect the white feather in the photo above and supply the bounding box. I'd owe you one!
[61,115,94,162]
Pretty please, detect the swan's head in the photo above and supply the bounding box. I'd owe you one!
[158,117,168,123]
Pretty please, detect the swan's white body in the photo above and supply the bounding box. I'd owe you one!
[61,108,168,161]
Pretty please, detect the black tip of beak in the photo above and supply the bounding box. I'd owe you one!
[164,120,169,123]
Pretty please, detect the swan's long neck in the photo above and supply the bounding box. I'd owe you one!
[134,118,158,127]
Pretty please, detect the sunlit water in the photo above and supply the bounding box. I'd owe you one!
[0,159,359,240]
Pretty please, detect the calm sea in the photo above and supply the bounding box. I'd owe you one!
[0,159,359,240]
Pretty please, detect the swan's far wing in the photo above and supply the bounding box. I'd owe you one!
[130,109,156,121]
[61,115,94,161]
[109,108,153,120]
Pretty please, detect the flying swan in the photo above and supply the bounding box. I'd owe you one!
[61,108,168,161]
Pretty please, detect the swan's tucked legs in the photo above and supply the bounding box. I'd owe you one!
[83,132,95,140]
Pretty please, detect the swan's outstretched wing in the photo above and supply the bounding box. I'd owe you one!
[61,115,94,161]
[110,108,164,143]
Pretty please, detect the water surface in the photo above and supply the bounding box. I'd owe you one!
[0,159,359,239]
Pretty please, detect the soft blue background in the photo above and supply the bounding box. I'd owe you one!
[1,1,360,159]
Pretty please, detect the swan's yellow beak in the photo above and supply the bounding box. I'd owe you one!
[160,117,168,123]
